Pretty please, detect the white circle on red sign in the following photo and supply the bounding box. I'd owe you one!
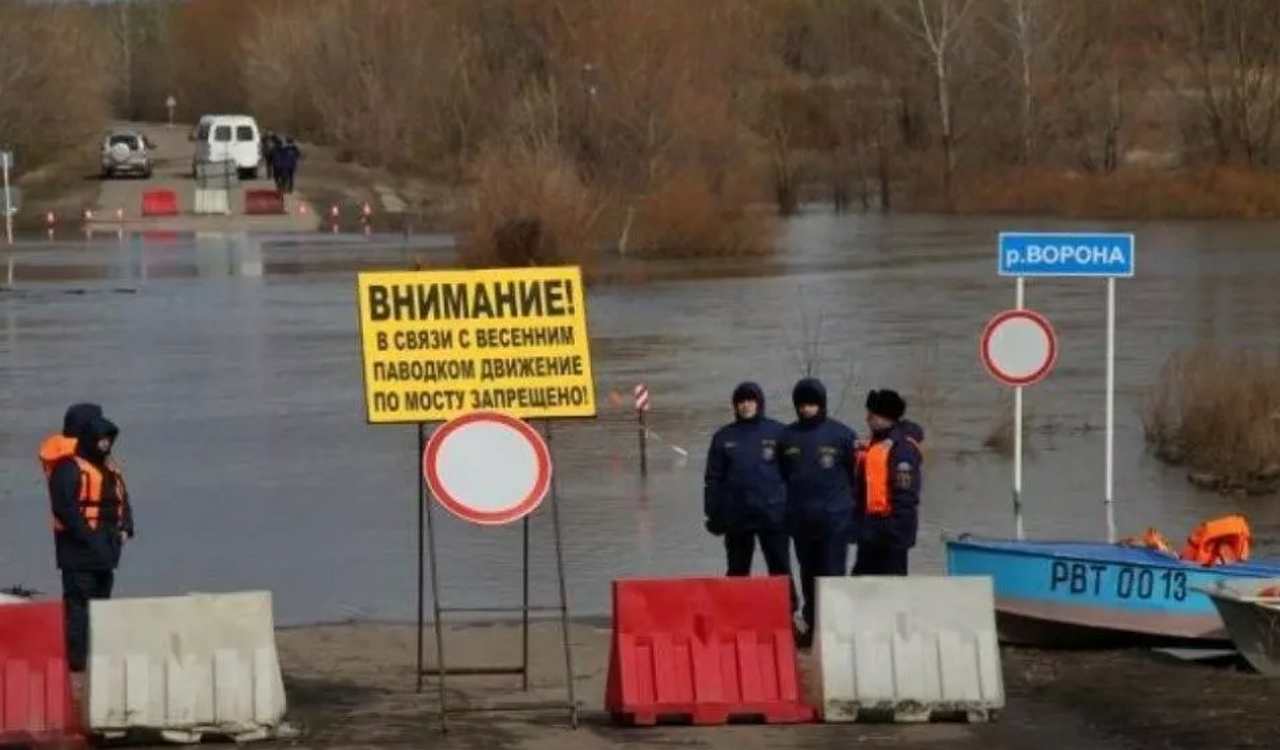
[980,309,1058,386]
[424,411,552,525]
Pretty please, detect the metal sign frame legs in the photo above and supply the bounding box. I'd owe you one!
[414,421,579,733]
[997,232,1132,543]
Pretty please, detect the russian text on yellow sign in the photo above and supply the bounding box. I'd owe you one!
[356,266,596,423]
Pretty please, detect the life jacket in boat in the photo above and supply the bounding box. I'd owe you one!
[1180,514,1251,566]
[1120,527,1176,556]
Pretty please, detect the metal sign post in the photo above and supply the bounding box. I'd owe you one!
[2,150,13,245]
[634,384,649,476]
[1014,278,1024,539]
[980,307,1058,539]
[418,411,577,732]
[997,232,1135,542]
[355,266,596,734]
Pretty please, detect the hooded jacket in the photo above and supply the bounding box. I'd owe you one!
[778,378,858,534]
[854,419,924,548]
[704,382,787,533]
[48,415,133,571]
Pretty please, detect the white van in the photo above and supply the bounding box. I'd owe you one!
[191,115,262,179]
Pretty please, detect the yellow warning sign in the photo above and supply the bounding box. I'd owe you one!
[356,266,596,423]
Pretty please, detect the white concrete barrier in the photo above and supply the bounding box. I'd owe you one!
[193,188,230,216]
[89,591,291,742]
[815,576,1004,722]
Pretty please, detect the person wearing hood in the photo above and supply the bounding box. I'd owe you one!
[47,413,134,672]
[852,389,923,576]
[38,402,104,479]
[704,382,797,609]
[778,377,858,646]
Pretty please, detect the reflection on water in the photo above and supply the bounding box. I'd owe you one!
[2,216,1280,625]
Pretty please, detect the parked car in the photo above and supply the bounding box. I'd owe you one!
[190,114,262,180]
[101,130,153,179]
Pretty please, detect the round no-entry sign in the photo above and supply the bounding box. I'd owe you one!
[424,411,552,525]
[981,309,1058,386]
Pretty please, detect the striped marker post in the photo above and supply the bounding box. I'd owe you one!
[634,384,650,477]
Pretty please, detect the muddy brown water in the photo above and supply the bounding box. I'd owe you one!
[2,213,1279,626]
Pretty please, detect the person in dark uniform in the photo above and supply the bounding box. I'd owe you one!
[262,130,277,181]
[852,389,923,576]
[47,413,134,672]
[704,382,797,611]
[778,377,858,647]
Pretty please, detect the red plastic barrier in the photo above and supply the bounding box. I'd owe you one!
[605,576,814,726]
[0,600,81,746]
[140,189,179,217]
[244,189,285,216]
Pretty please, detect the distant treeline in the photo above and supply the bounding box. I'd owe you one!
[7,1,1280,254]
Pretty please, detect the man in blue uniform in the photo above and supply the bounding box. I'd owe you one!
[852,389,923,576]
[778,377,858,647]
[704,383,797,610]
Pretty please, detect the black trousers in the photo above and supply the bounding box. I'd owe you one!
[62,569,114,672]
[724,529,798,612]
[852,543,910,576]
[793,531,848,633]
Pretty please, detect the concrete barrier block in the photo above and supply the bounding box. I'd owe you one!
[815,576,1004,722]
[193,188,230,216]
[89,591,287,740]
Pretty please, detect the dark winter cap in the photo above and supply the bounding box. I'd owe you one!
[792,378,827,410]
[866,389,906,421]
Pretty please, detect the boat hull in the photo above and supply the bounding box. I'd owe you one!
[946,537,1280,648]
[1204,581,1280,675]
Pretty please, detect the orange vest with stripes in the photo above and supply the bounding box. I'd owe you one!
[858,435,924,518]
[39,434,125,533]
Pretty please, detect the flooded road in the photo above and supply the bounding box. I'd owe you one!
[2,214,1279,626]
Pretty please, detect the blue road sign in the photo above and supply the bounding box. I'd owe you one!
[998,232,1134,277]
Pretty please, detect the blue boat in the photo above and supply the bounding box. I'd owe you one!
[945,536,1280,647]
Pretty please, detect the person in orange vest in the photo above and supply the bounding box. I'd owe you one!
[851,389,922,576]
[46,411,134,672]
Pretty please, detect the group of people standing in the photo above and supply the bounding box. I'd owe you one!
[704,377,924,647]
[261,130,301,194]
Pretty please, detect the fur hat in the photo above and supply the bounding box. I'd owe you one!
[865,389,906,421]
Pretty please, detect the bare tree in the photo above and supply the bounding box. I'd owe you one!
[986,0,1068,164]
[1168,0,1280,166]
[880,0,977,202]
[108,3,134,117]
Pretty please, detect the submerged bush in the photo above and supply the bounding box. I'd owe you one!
[1144,347,1280,494]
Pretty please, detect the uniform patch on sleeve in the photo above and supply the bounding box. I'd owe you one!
[894,462,915,489]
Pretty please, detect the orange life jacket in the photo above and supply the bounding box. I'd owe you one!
[864,440,893,517]
[858,434,923,518]
[39,434,77,532]
[1180,514,1251,567]
[1120,527,1176,556]
[38,433,77,479]
[38,435,125,533]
